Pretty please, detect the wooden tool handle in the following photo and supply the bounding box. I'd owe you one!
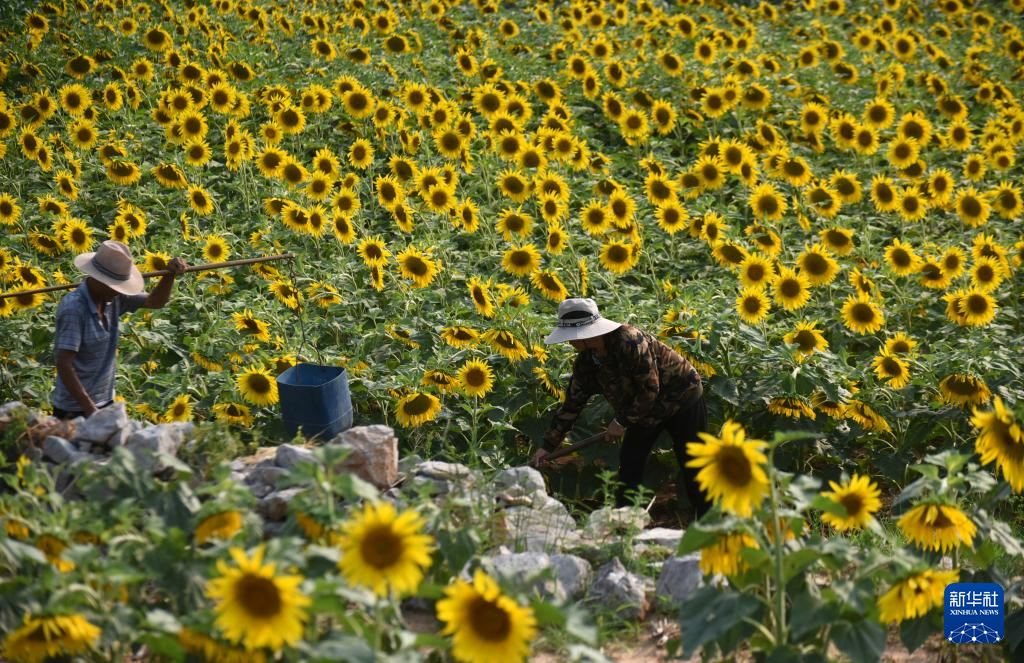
[1,253,296,300]
[544,431,609,461]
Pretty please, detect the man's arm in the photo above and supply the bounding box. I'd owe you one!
[541,357,597,451]
[143,258,187,309]
[56,349,97,416]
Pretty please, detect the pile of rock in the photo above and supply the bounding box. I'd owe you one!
[3,400,708,621]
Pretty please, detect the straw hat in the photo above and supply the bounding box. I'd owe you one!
[543,298,622,344]
[73,240,144,295]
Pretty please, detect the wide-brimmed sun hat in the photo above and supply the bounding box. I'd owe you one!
[544,297,622,345]
[73,240,144,295]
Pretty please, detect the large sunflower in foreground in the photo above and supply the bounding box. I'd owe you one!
[819,474,881,532]
[971,396,1024,492]
[336,501,434,597]
[206,544,310,652]
[237,367,279,406]
[878,569,959,624]
[896,502,976,553]
[3,613,101,663]
[436,569,537,663]
[686,420,769,517]
[395,391,441,427]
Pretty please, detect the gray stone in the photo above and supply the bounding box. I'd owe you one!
[501,498,579,553]
[586,558,648,620]
[125,422,195,470]
[0,401,36,427]
[0,401,27,418]
[275,443,316,469]
[636,527,684,550]
[71,402,128,445]
[584,507,651,541]
[250,483,275,499]
[107,419,142,448]
[43,436,79,464]
[494,466,547,496]
[256,487,304,521]
[247,466,289,488]
[415,460,472,481]
[332,425,399,489]
[655,554,704,604]
[486,552,560,598]
[550,554,593,601]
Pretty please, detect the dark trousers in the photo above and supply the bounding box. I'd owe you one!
[615,395,712,519]
[52,401,110,420]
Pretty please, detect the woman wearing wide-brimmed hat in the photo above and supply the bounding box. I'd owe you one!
[50,240,187,420]
[533,297,712,518]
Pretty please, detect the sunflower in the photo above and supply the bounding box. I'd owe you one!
[530,270,568,302]
[206,544,309,652]
[938,374,991,408]
[3,613,101,663]
[163,394,193,422]
[737,253,774,291]
[767,396,816,420]
[884,239,919,276]
[956,289,997,326]
[61,218,94,254]
[422,370,459,393]
[896,186,927,222]
[772,267,810,311]
[204,236,230,262]
[436,569,537,663]
[686,420,769,517]
[599,240,635,275]
[783,321,828,359]
[873,352,911,389]
[397,247,440,288]
[778,156,813,187]
[501,244,540,277]
[107,160,142,186]
[841,295,884,335]
[897,502,976,553]
[991,182,1022,220]
[699,532,759,577]
[483,329,530,362]
[797,244,840,286]
[878,569,960,624]
[950,186,990,228]
[441,326,480,349]
[970,257,1005,293]
[395,391,442,428]
[348,139,374,169]
[232,309,270,342]
[213,402,253,427]
[971,397,1024,492]
[357,236,390,267]
[735,288,770,324]
[458,359,494,398]
[188,185,214,216]
[337,501,433,597]
[495,207,532,241]
[237,367,279,406]
[748,183,786,221]
[196,510,244,545]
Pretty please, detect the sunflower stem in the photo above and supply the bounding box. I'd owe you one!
[767,444,787,647]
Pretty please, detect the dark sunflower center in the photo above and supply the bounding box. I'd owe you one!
[851,303,875,323]
[715,446,752,486]
[794,330,816,351]
[803,253,828,275]
[403,394,433,415]
[235,575,282,618]
[965,294,988,314]
[247,374,271,393]
[465,369,486,387]
[404,256,427,276]
[961,197,981,217]
[780,279,801,298]
[360,526,402,568]
[469,598,513,642]
[840,493,863,517]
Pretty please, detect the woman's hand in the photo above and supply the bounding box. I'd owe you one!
[532,448,551,468]
[605,418,625,440]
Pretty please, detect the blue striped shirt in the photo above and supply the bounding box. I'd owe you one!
[50,281,148,411]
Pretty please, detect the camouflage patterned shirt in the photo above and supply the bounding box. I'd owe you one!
[542,324,702,451]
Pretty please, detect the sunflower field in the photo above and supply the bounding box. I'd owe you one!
[1,0,1024,658]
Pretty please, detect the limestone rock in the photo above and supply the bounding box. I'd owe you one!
[43,436,79,464]
[584,506,651,541]
[550,554,593,601]
[636,527,684,550]
[586,558,648,620]
[655,554,704,604]
[501,497,579,553]
[72,402,128,446]
[332,425,399,489]
[494,466,546,495]
[275,443,316,469]
[107,419,142,448]
[256,487,304,522]
[125,422,194,470]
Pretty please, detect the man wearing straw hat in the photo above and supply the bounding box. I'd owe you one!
[533,298,712,519]
[50,240,186,420]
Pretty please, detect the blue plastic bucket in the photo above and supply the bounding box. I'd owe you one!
[276,363,353,440]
